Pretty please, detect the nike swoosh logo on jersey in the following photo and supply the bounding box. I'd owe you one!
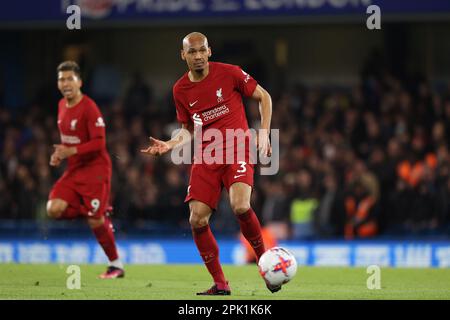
[189,100,198,107]
[234,174,246,179]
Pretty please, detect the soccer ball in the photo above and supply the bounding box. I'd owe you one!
[258,247,297,287]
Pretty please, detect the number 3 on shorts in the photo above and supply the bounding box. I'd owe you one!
[91,199,100,213]
[237,161,247,173]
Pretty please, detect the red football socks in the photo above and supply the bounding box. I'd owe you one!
[192,225,227,287]
[92,217,119,262]
[237,208,266,261]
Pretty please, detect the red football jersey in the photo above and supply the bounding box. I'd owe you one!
[173,62,258,158]
[57,95,111,181]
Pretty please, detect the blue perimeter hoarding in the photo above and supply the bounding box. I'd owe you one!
[0,0,450,23]
[0,239,449,267]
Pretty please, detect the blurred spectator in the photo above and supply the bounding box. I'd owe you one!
[289,169,319,239]
[314,171,345,238]
[344,160,380,239]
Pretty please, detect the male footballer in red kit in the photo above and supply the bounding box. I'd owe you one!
[47,61,124,279]
[141,32,276,295]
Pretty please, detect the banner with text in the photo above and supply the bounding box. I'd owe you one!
[0,239,449,267]
[1,0,450,23]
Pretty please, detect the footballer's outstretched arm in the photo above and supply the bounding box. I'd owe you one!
[141,122,193,156]
[251,84,273,157]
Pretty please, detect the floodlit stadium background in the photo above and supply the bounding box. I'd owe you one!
[1,0,450,267]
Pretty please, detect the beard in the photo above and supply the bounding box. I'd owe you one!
[193,67,204,74]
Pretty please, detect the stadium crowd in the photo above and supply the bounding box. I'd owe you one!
[1,64,450,240]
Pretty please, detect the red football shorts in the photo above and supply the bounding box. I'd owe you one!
[185,161,254,210]
[49,173,110,218]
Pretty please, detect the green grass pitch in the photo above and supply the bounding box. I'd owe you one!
[0,264,449,300]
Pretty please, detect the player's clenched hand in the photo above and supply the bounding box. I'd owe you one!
[53,144,77,160]
[140,137,171,156]
[257,129,272,157]
[49,153,62,167]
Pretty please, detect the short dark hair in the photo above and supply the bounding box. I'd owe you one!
[57,61,81,78]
